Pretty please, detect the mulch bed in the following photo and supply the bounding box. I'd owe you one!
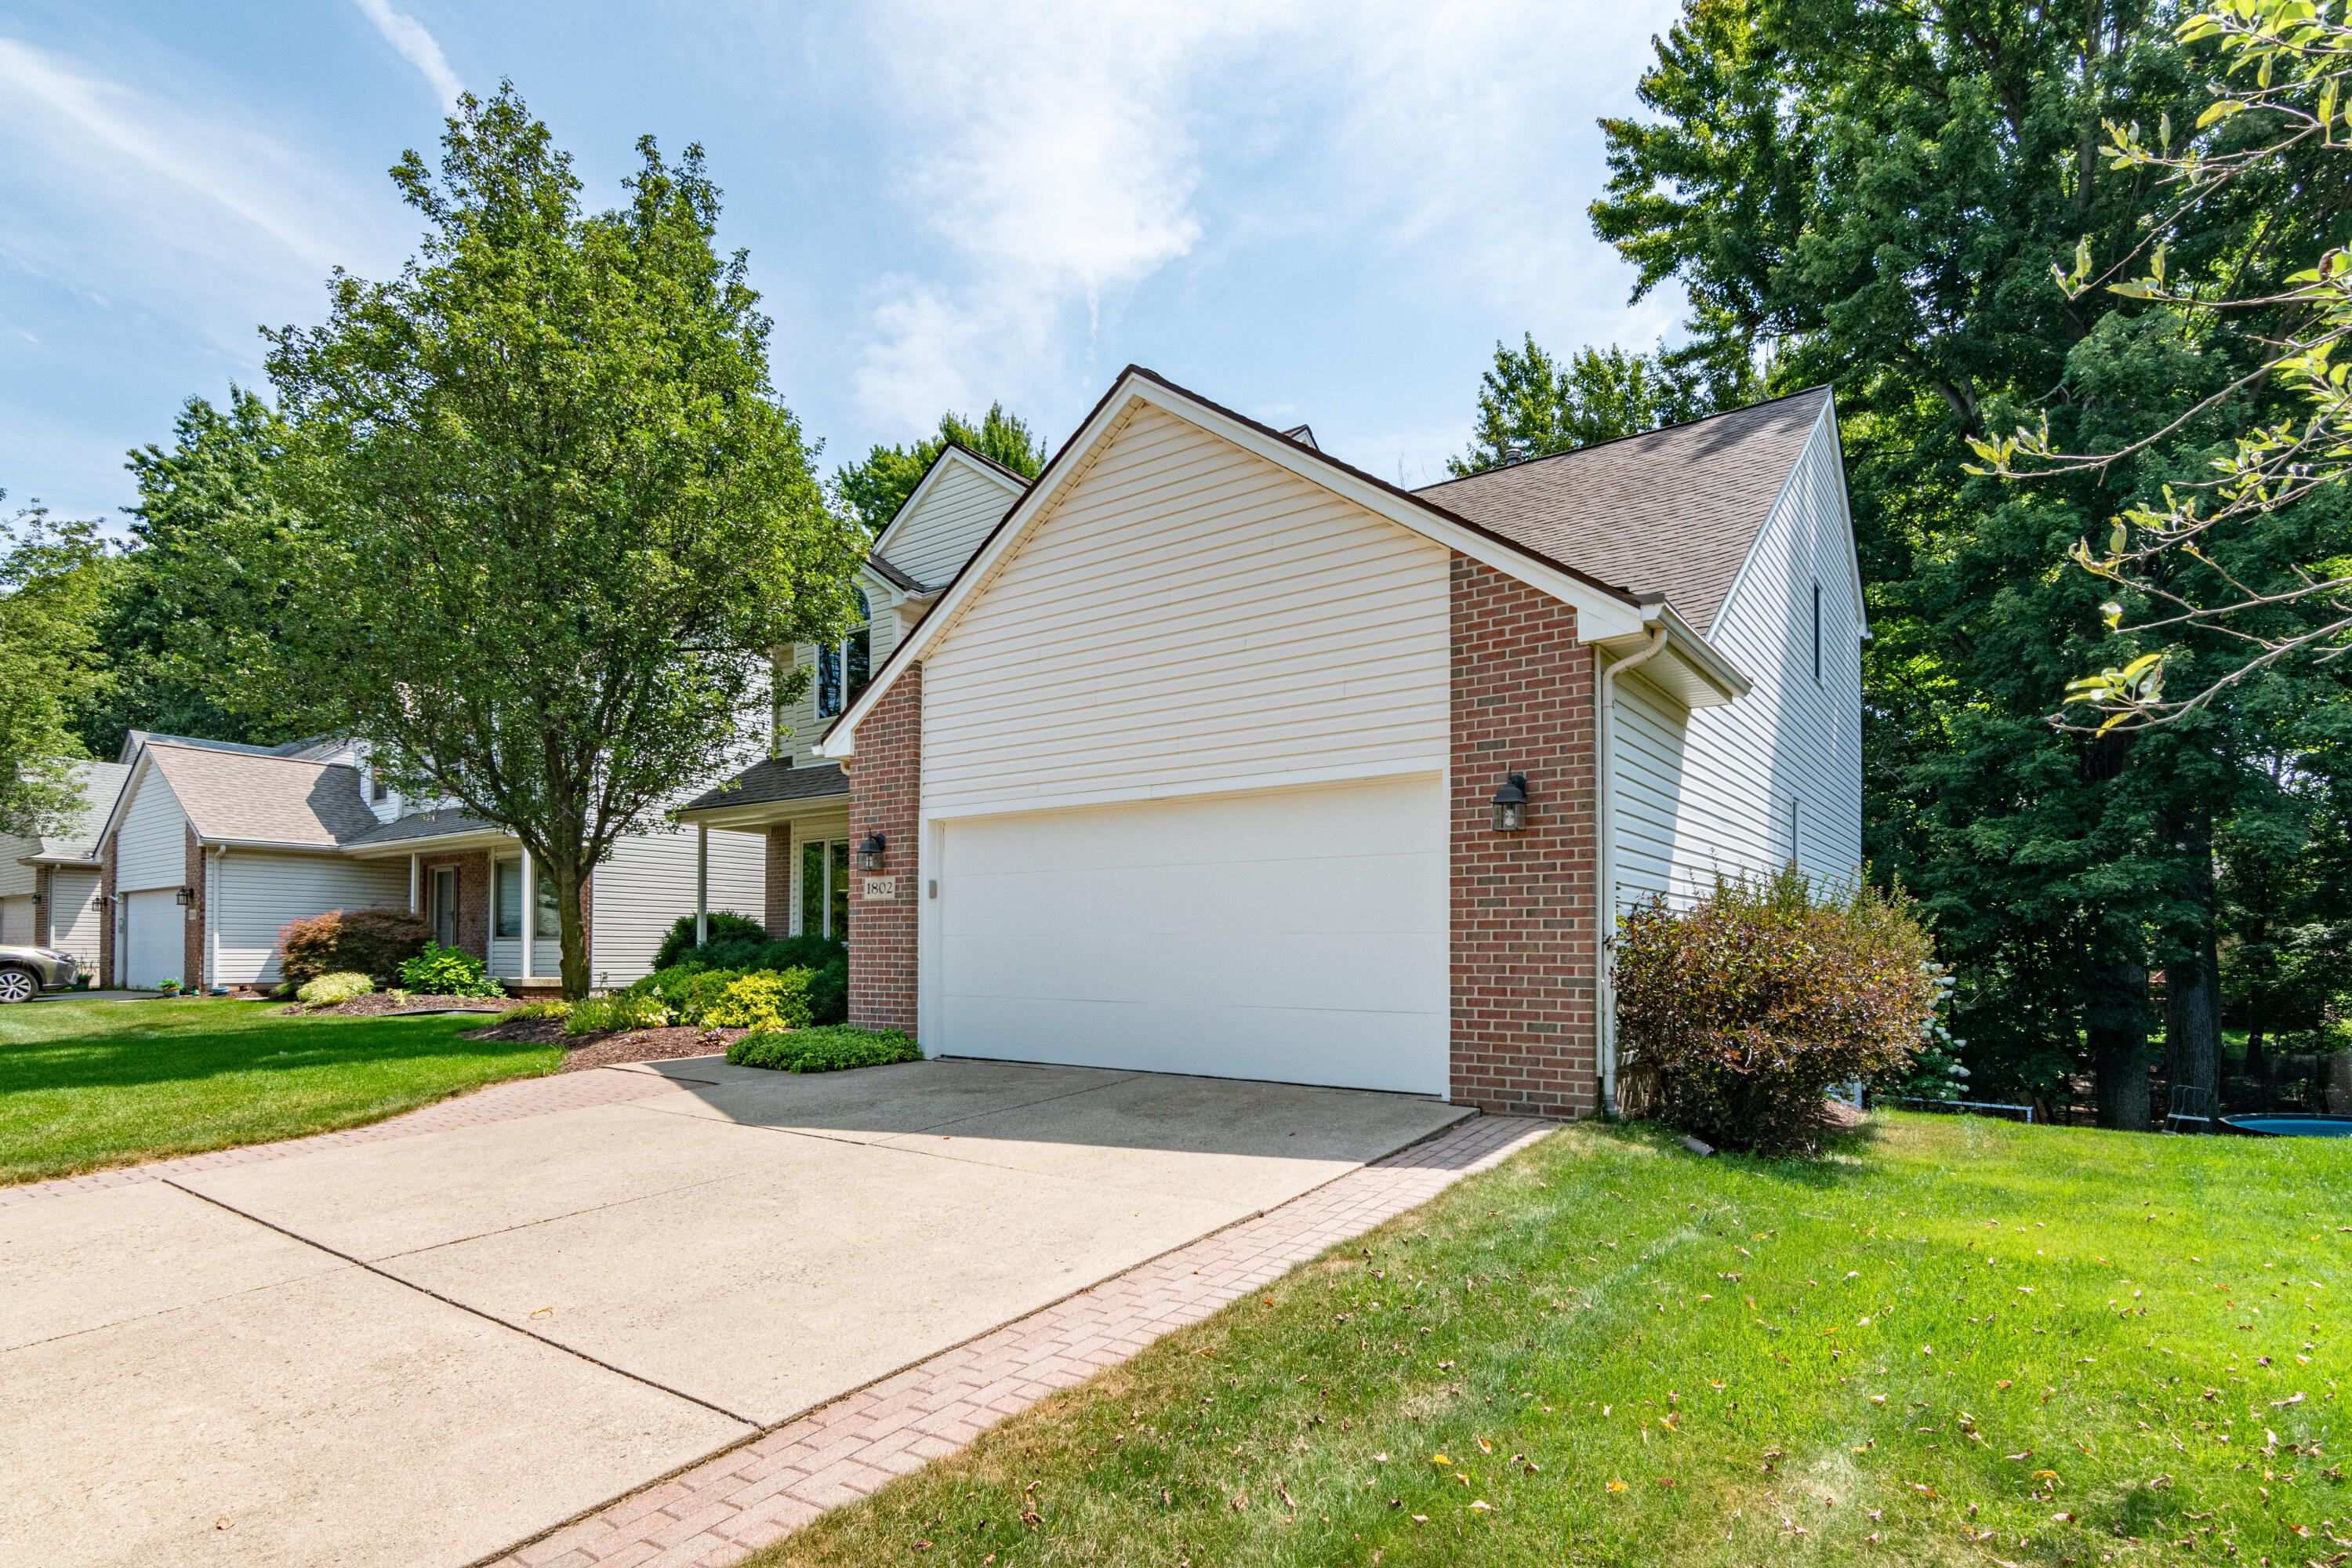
[279,993,510,1018]
[459,1016,747,1073]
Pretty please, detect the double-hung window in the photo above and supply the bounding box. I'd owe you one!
[815,590,873,719]
[494,860,561,941]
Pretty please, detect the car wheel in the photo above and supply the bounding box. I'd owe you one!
[0,967,38,1004]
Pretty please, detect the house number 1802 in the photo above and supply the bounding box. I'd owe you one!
[861,876,897,901]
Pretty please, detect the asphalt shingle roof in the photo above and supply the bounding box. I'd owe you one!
[340,810,506,848]
[142,743,383,848]
[680,758,848,815]
[1411,387,1832,634]
[24,761,130,861]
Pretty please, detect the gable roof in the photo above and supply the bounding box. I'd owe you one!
[13,760,131,864]
[136,742,383,849]
[818,365,1678,756]
[866,442,1032,590]
[1414,387,1835,636]
[677,757,849,815]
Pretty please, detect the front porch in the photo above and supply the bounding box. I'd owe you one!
[674,757,856,946]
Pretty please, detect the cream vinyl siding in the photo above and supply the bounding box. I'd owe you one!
[0,837,34,898]
[49,869,104,967]
[1607,412,1864,911]
[213,851,408,985]
[587,828,764,986]
[921,405,1450,815]
[115,769,191,891]
[878,455,1021,586]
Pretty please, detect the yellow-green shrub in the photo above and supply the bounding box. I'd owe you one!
[702,969,812,1032]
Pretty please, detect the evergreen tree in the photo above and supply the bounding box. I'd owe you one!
[1447,338,1724,476]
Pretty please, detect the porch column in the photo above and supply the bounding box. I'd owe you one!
[408,852,419,914]
[519,841,533,983]
[695,826,709,946]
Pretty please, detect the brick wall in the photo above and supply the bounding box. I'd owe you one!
[764,826,793,937]
[99,835,116,988]
[184,825,205,991]
[1450,554,1601,1118]
[846,665,921,1035]
[419,851,492,960]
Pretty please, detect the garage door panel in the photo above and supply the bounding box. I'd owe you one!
[936,776,1446,1096]
[124,889,183,990]
[940,995,1443,1094]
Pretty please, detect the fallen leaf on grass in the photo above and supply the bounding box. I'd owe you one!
[1606,1480,1628,1493]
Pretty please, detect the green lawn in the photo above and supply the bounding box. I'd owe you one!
[0,998,560,1185]
[751,1113,2347,1567]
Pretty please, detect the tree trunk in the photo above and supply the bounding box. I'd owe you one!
[2163,938,2222,1131]
[550,855,591,1000]
[2090,957,2154,1131]
[2245,1018,2266,1076]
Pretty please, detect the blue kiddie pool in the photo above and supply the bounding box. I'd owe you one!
[2220,1113,2352,1138]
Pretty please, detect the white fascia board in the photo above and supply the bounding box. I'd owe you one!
[1817,391,1873,641]
[869,446,1026,565]
[92,753,160,849]
[819,372,1650,757]
[673,794,853,832]
[339,828,516,859]
[1708,393,1860,646]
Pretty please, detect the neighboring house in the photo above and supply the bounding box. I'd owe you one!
[0,760,131,971]
[89,732,763,992]
[678,441,1030,939]
[802,366,1863,1122]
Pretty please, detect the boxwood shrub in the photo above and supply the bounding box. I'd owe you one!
[728,1025,920,1074]
[651,911,769,971]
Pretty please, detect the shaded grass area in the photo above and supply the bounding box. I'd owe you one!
[0,998,561,1184]
[750,1114,2348,1566]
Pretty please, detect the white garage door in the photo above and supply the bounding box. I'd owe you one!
[124,889,185,990]
[936,775,1447,1095]
[0,895,32,946]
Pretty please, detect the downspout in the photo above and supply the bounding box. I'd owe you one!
[205,845,224,994]
[1595,623,1668,1119]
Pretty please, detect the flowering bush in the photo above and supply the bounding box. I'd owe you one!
[1613,866,1939,1153]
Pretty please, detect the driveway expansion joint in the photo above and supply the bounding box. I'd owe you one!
[475,1111,1552,1568]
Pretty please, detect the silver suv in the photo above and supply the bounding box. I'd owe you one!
[0,946,79,1003]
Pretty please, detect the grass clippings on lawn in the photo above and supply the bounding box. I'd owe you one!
[0,997,559,1185]
[743,1112,2347,1568]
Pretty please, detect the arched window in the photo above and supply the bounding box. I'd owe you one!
[816,589,873,718]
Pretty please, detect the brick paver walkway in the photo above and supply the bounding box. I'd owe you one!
[488,1112,1552,1568]
[0,1065,695,1207]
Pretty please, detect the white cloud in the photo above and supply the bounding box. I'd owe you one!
[349,0,464,112]
[852,0,1292,432]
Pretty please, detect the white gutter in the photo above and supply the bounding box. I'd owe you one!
[205,845,225,994]
[1595,623,1668,1120]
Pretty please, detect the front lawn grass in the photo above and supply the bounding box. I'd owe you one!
[0,998,560,1185]
[751,1113,2348,1566]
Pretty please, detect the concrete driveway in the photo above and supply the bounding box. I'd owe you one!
[1,1057,1468,1567]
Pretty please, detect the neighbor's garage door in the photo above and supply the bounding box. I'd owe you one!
[124,888,184,990]
[937,775,1446,1095]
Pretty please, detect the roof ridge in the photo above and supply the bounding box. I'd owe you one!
[1412,383,1833,492]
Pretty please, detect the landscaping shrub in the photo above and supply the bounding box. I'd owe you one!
[497,1000,570,1023]
[397,942,503,997]
[277,907,432,989]
[622,964,745,1025]
[1613,866,1939,1153]
[671,935,848,1024]
[564,992,671,1036]
[702,969,814,1031]
[728,1025,920,1073]
[296,971,375,1007]
[650,910,768,971]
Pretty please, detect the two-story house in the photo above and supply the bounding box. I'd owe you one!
[802,366,1864,1120]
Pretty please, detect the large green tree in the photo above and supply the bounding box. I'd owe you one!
[833,403,1047,532]
[0,499,113,835]
[1447,337,1727,476]
[173,86,864,998]
[73,390,305,759]
[1591,0,2344,1124]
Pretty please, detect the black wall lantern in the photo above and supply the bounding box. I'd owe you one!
[1490,773,1530,833]
[175,886,197,906]
[855,832,888,872]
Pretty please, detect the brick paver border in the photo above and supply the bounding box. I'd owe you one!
[484,1113,1553,1568]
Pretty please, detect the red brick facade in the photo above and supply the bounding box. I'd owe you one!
[846,666,921,1036]
[1449,554,1602,1118]
[98,835,116,988]
[418,851,493,962]
[184,825,206,991]
[764,826,793,937]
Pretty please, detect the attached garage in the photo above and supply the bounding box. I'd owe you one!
[935,775,1447,1095]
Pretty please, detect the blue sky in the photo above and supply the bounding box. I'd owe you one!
[2,0,1687,530]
